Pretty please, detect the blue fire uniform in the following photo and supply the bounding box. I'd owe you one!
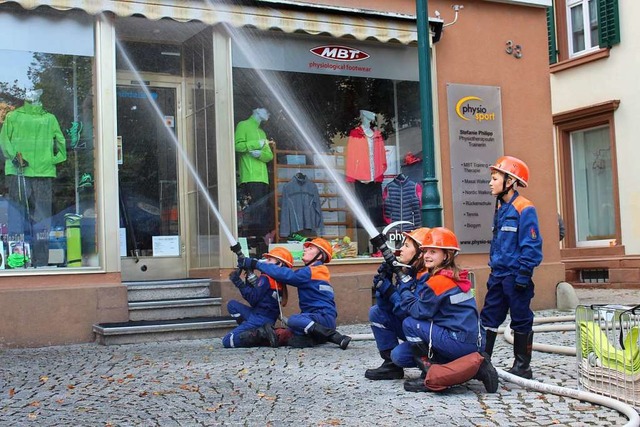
[222,272,282,348]
[480,191,543,333]
[254,261,337,335]
[369,269,429,354]
[391,269,483,367]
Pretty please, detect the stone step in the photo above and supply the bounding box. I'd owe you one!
[128,297,222,321]
[126,278,211,302]
[93,316,237,345]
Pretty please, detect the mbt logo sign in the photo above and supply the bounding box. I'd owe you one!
[310,45,370,62]
[455,96,496,122]
[382,221,414,250]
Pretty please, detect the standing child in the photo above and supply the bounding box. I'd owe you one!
[239,238,351,350]
[365,227,431,380]
[394,227,498,393]
[480,156,543,379]
[222,247,292,348]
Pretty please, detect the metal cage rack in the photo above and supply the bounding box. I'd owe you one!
[576,304,640,407]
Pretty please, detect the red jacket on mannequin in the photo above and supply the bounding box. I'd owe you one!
[345,125,387,183]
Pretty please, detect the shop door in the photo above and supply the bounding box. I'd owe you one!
[116,82,185,280]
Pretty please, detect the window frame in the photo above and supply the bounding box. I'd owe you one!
[549,0,619,72]
[553,100,621,250]
[566,0,599,57]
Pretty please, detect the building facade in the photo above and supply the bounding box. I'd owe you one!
[0,0,562,347]
[547,0,638,285]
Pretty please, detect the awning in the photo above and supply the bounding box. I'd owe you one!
[1,0,420,44]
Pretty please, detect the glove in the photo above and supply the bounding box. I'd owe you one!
[376,262,394,279]
[229,270,246,288]
[250,150,262,158]
[238,257,258,271]
[373,275,395,300]
[12,155,28,169]
[515,272,532,292]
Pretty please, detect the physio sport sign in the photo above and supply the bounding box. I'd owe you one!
[447,84,503,254]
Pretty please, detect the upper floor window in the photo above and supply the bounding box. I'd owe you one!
[547,0,620,65]
[568,0,598,56]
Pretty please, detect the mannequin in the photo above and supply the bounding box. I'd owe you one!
[345,110,387,254]
[234,107,274,254]
[0,89,67,267]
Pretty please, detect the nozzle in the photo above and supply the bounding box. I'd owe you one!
[230,243,257,286]
[370,233,412,285]
[370,234,397,267]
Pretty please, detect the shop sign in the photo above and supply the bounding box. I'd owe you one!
[232,33,418,81]
[446,84,504,254]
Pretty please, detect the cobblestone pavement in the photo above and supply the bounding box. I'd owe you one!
[1,288,638,426]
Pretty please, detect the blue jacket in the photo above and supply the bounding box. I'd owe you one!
[489,191,543,283]
[255,261,337,319]
[382,175,422,230]
[382,269,429,318]
[397,269,480,345]
[231,273,281,321]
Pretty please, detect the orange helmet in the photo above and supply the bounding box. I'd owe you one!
[420,227,461,253]
[402,227,431,248]
[490,156,529,187]
[303,238,333,263]
[263,247,294,267]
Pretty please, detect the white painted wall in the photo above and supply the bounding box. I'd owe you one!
[550,0,640,254]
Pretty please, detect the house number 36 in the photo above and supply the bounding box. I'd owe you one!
[506,40,522,59]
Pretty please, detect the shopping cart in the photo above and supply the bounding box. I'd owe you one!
[575,304,640,407]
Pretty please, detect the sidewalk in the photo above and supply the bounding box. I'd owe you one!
[0,287,637,426]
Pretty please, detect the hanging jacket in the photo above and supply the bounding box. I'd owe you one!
[489,191,543,284]
[0,103,66,178]
[397,269,480,345]
[382,174,422,229]
[345,126,386,183]
[255,261,337,319]
[279,174,324,237]
[234,115,273,184]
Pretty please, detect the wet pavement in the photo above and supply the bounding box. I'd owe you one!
[1,287,638,426]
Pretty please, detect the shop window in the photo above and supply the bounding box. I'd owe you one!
[0,6,97,270]
[548,0,620,66]
[231,32,422,260]
[554,101,620,249]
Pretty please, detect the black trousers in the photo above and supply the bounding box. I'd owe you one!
[354,181,384,254]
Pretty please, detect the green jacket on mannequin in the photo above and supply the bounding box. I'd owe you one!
[0,102,67,178]
[234,115,273,185]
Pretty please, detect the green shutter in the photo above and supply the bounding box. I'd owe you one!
[598,0,621,48]
[546,5,557,64]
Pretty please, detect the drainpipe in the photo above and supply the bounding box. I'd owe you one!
[416,0,443,227]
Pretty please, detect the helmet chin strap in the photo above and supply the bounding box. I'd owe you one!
[304,252,323,266]
[495,174,516,211]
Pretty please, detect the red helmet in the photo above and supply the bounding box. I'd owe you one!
[490,156,529,187]
[303,238,333,263]
[402,227,431,248]
[420,227,461,253]
[263,247,294,267]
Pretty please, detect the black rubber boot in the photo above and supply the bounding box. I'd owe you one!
[288,334,316,348]
[508,331,533,379]
[233,324,278,348]
[474,352,499,393]
[403,376,432,392]
[365,350,404,380]
[484,329,498,358]
[411,342,431,376]
[309,323,351,350]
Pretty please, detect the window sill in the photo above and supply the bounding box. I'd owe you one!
[550,48,610,74]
